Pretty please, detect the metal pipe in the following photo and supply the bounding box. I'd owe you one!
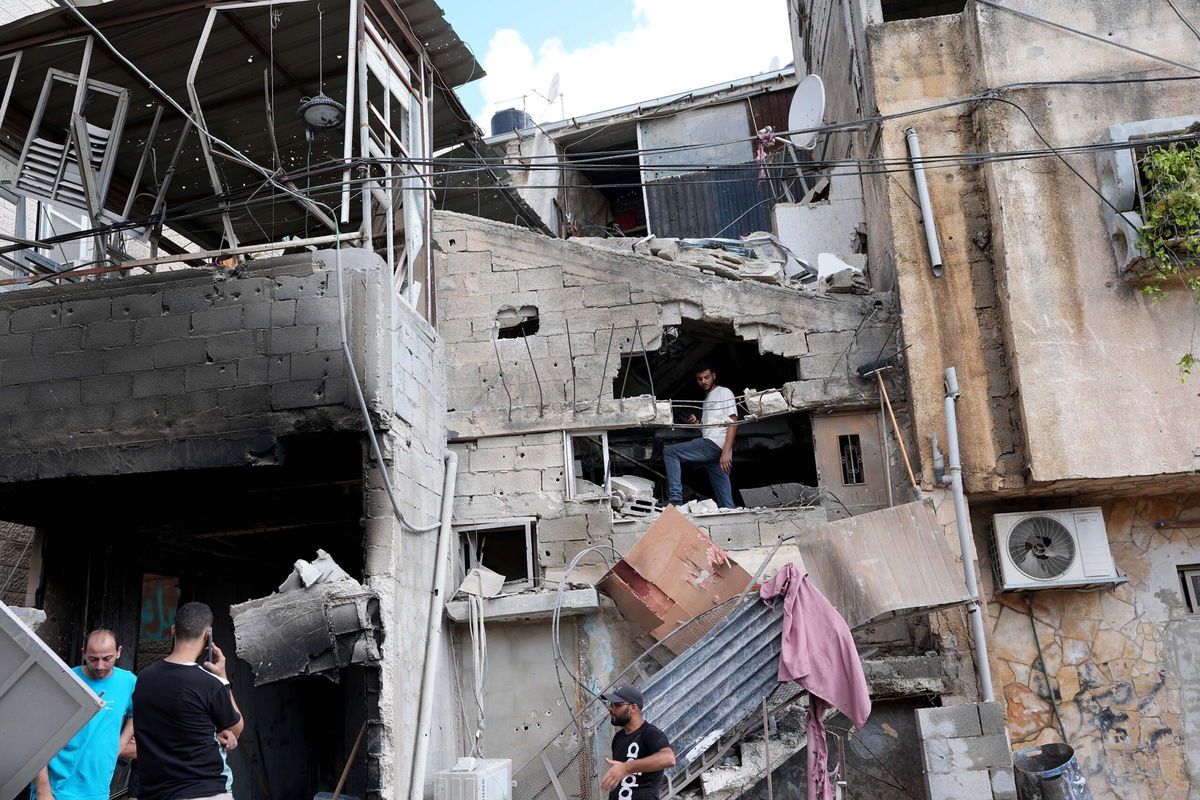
[943,367,994,703]
[409,449,460,800]
[905,127,943,277]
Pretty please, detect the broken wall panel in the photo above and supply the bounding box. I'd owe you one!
[433,211,893,440]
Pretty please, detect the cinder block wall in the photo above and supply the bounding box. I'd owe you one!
[0,250,385,480]
[917,702,1016,800]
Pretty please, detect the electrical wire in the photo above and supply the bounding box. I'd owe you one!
[53,0,442,533]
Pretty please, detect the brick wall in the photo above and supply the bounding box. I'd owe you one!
[917,702,1016,800]
[0,250,389,480]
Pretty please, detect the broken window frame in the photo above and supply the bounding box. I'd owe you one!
[1182,565,1200,614]
[563,431,611,500]
[456,517,538,591]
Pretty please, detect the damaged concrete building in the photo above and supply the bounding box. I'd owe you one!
[1,0,1198,800]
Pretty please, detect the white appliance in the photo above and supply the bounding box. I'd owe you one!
[991,507,1121,591]
[435,758,512,800]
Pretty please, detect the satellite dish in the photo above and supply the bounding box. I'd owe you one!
[769,56,781,72]
[787,74,825,149]
[547,73,561,104]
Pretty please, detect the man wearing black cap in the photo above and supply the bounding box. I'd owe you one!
[599,685,676,800]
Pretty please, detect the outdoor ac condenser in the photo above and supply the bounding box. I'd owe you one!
[435,758,511,800]
[991,507,1121,591]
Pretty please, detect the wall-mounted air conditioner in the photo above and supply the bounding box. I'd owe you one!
[991,507,1121,591]
[435,758,511,800]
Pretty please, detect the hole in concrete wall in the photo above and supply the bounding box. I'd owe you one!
[496,305,539,338]
[459,519,537,589]
[880,0,965,21]
[0,432,372,800]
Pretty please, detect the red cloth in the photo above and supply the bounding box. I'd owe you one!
[760,563,871,800]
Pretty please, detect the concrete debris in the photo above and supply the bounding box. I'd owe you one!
[816,252,869,294]
[458,566,505,598]
[738,483,822,509]
[743,388,789,416]
[232,550,380,686]
[496,304,538,330]
[8,606,47,632]
[623,236,792,285]
[610,475,657,517]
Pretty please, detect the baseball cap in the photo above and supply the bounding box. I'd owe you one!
[600,684,645,707]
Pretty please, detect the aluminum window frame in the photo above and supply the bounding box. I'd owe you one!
[563,430,611,499]
[456,516,538,591]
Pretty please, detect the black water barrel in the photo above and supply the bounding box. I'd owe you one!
[1013,743,1092,800]
[491,108,533,136]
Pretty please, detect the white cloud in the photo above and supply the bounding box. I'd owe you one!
[475,0,793,130]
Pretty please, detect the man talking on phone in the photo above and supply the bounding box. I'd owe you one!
[130,601,244,800]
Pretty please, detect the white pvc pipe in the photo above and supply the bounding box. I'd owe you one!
[943,367,995,703]
[905,127,943,277]
[409,449,460,800]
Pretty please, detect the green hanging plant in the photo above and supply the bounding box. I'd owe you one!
[1135,141,1200,378]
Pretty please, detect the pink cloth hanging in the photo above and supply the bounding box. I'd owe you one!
[760,563,871,800]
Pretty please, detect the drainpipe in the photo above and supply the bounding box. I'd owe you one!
[943,367,994,703]
[410,449,460,800]
[905,127,944,277]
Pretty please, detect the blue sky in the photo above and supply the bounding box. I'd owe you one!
[439,0,795,130]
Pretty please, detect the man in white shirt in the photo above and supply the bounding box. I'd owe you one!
[663,362,738,508]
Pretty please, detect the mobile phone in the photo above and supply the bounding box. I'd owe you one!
[203,630,214,665]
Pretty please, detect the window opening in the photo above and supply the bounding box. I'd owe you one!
[1181,565,1200,614]
[459,519,537,589]
[565,432,609,498]
[838,434,865,485]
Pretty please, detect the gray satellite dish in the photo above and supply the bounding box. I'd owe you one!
[547,73,561,103]
[769,56,781,71]
[787,74,825,149]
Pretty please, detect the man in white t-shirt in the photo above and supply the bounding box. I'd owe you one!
[663,362,738,508]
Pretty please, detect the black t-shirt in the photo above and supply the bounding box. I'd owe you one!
[609,722,672,800]
[132,660,241,800]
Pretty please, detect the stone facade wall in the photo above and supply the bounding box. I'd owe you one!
[983,494,1200,800]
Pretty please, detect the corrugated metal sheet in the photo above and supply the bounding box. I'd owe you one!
[644,166,774,239]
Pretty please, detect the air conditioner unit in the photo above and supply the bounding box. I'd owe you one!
[991,507,1121,591]
[435,758,511,800]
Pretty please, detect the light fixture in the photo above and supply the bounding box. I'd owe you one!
[297,93,345,132]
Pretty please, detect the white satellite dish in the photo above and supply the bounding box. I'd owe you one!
[787,74,825,149]
[547,73,561,104]
[769,56,781,72]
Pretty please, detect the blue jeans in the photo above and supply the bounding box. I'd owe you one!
[664,437,735,509]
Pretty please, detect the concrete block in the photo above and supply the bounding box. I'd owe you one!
[112,396,165,428]
[265,325,318,355]
[978,702,1006,735]
[0,332,32,358]
[212,278,269,306]
[273,274,327,300]
[136,314,190,343]
[291,350,343,380]
[917,704,984,739]
[267,355,291,382]
[83,321,136,350]
[990,768,1017,800]
[103,346,156,374]
[515,442,562,470]
[517,266,563,292]
[10,303,60,332]
[206,330,261,362]
[28,380,79,409]
[454,471,496,496]
[152,338,207,369]
[295,297,342,326]
[132,368,184,398]
[51,350,104,379]
[579,282,632,308]
[185,362,239,391]
[1,356,47,385]
[165,390,218,418]
[217,385,270,416]
[190,305,244,336]
[81,374,133,404]
[924,770,992,800]
[60,297,111,326]
[322,376,346,405]
[536,515,589,543]
[470,446,513,472]
[270,379,325,409]
[704,519,761,551]
[443,250,492,275]
[532,286,583,312]
[113,292,163,318]
[538,540,566,567]
[315,324,342,350]
[32,326,83,355]
[162,284,214,314]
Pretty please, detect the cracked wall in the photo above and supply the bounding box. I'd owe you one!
[981,494,1200,800]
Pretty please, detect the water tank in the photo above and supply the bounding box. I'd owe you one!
[490,108,533,136]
